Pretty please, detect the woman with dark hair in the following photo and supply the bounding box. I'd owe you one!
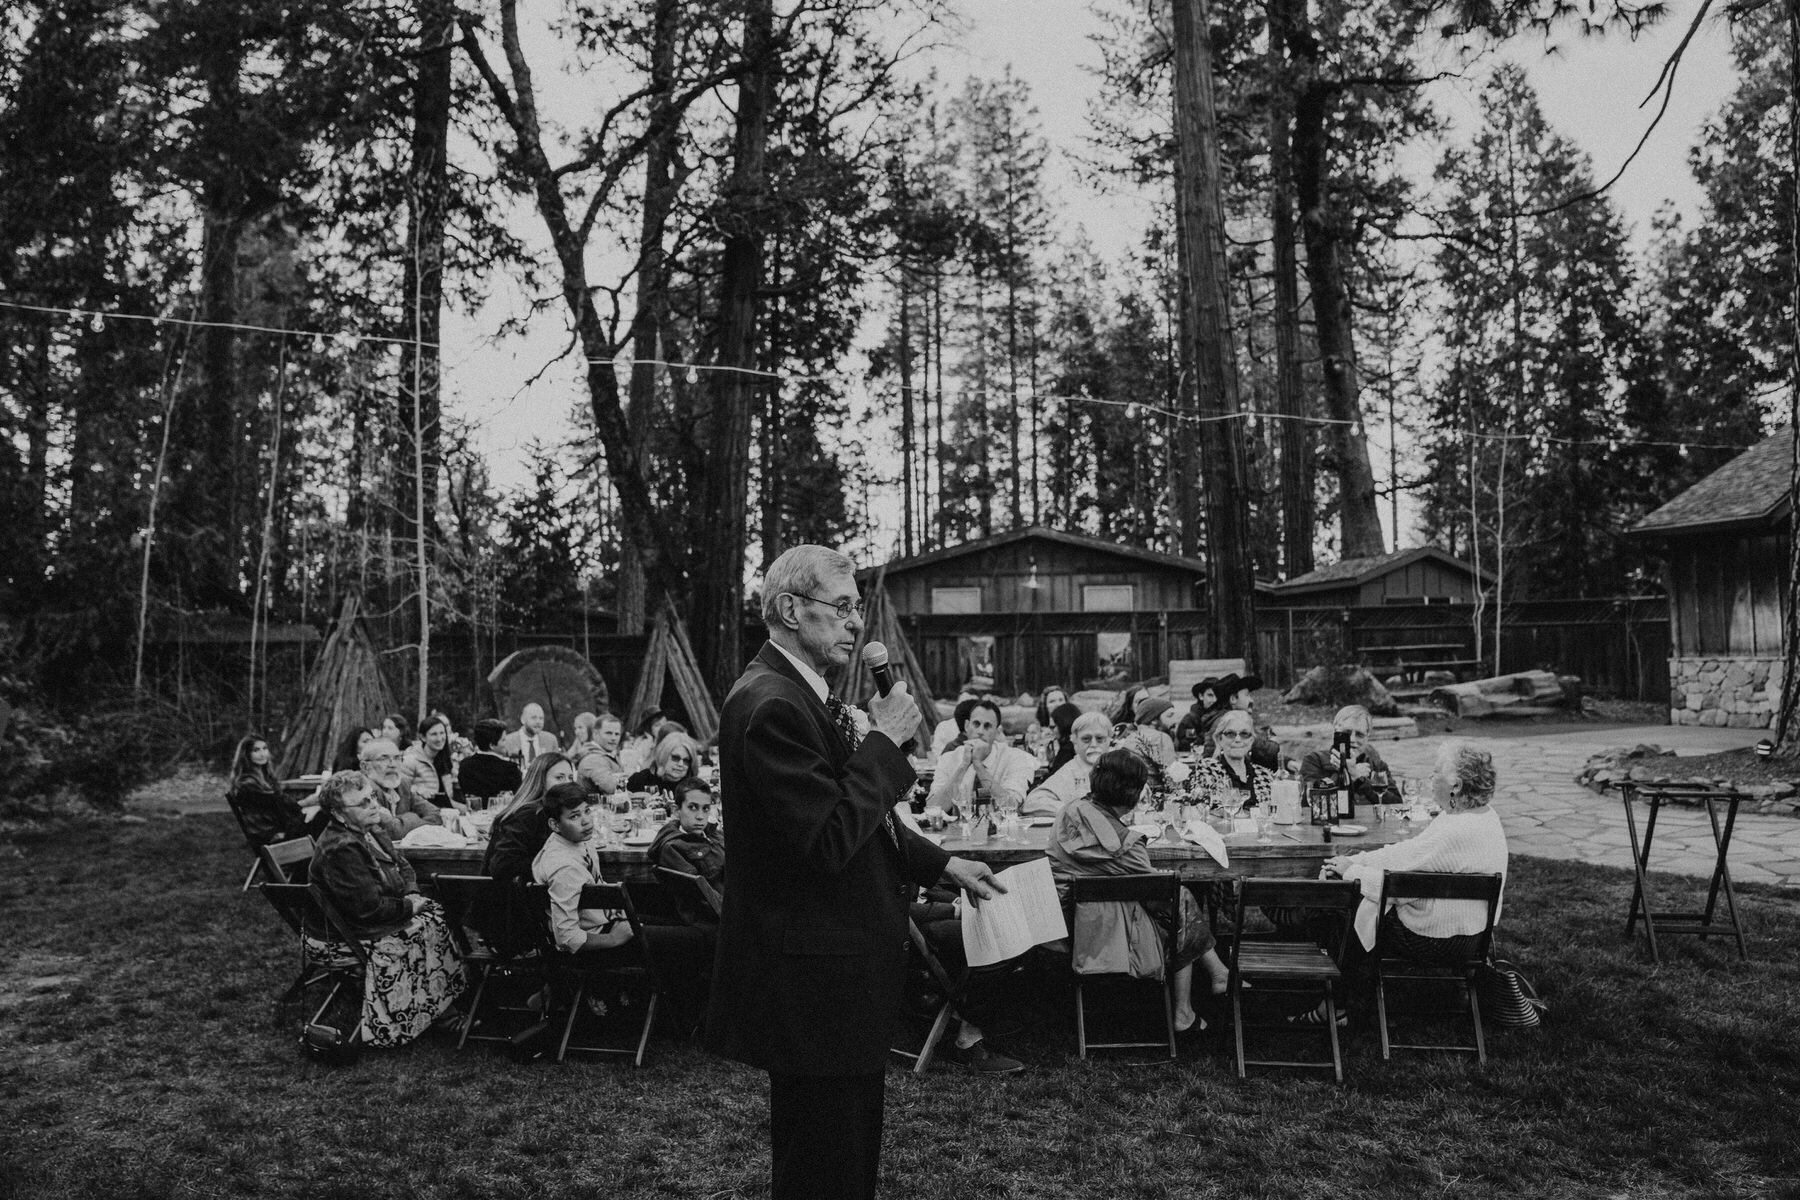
[229,733,308,844]
[457,718,522,808]
[1043,701,1083,775]
[1034,685,1070,733]
[307,770,465,1047]
[402,715,459,808]
[619,709,666,775]
[332,727,376,773]
[380,713,414,752]
[1047,749,1227,1033]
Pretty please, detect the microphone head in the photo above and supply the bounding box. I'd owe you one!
[861,642,890,669]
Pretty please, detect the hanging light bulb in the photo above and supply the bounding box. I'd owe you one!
[684,364,699,385]
[89,312,105,333]
[1125,401,1141,421]
[312,333,325,353]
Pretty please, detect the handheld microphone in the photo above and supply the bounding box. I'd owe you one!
[862,642,895,696]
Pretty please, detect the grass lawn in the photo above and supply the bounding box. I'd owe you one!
[3,813,1799,1199]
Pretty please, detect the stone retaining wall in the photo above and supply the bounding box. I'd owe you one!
[1669,655,1783,729]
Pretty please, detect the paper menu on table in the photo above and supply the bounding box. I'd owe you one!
[959,858,1068,968]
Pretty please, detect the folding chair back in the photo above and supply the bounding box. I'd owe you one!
[891,917,966,1074]
[258,838,314,885]
[228,791,265,891]
[1068,871,1182,1059]
[527,881,661,1066]
[434,874,547,1050]
[1373,871,1502,1063]
[1228,878,1363,1083]
[653,865,723,925]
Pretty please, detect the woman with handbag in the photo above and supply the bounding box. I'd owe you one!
[1047,749,1228,1032]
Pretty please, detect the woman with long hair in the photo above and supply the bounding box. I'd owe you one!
[229,733,308,844]
[380,713,414,752]
[332,727,375,773]
[481,752,576,884]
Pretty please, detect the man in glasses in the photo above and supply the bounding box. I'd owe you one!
[357,737,445,838]
[706,544,1006,1200]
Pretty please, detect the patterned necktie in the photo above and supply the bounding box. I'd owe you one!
[828,695,899,849]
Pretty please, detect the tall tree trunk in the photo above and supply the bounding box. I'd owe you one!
[1268,0,1314,577]
[695,0,773,694]
[899,263,917,556]
[620,0,682,637]
[1779,0,1800,748]
[402,0,453,717]
[1172,0,1255,661]
[1293,71,1385,559]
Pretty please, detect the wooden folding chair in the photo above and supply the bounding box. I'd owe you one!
[257,837,314,886]
[258,882,371,1033]
[890,916,968,1074]
[531,882,661,1066]
[1069,872,1184,1060]
[228,792,265,891]
[433,874,548,1051]
[1373,871,1502,1064]
[653,865,723,925]
[1228,878,1362,1083]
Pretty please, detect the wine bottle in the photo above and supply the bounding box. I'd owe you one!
[1332,729,1355,822]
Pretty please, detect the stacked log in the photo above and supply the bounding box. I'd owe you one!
[277,596,398,777]
[1428,669,1572,718]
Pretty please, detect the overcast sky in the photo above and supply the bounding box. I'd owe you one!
[442,1,1742,549]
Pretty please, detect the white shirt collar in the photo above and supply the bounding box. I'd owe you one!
[770,640,829,703]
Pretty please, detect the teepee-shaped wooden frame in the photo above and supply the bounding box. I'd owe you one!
[835,570,939,748]
[278,595,399,777]
[625,599,720,744]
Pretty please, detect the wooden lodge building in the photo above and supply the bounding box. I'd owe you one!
[1631,427,1791,729]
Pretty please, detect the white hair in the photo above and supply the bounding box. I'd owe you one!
[762,545,856,624]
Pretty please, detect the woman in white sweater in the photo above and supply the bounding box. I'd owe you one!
[1327,738,1508,959]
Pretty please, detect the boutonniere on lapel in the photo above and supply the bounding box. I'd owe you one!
[825,696,864,750]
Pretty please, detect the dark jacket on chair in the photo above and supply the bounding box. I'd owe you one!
[308,823,418,940]
[705,642,951,1077]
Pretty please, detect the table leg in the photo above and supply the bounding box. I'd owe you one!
[1703,797,1749,962]
[1622,787,1662,964]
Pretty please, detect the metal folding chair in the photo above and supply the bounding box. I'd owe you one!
[1228,878,1362,1083]
[1069,872,1184,1060]
[531,882,662,1066]
[1372,871,1502,1064]
[433,874,547,1051]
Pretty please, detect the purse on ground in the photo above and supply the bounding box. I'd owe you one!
[1477,957,1547,1028]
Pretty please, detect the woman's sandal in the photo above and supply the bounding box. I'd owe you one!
[1175,1012,1206,1033]
[1287,1003,1347,1028]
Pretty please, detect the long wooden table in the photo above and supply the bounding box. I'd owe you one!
[399,816,1424,886]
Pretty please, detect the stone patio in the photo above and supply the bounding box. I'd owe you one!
[1369,724,1800,889]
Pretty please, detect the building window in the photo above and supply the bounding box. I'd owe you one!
[1082,584,1135,612]
[931,586,982,615]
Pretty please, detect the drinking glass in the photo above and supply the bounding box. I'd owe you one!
[1253,803,1273,843]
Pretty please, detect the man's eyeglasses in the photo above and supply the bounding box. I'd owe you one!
[786,592,865,621]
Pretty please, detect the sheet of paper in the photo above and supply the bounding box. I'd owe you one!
[960,858,1068,968]
[1180,821,1230,868]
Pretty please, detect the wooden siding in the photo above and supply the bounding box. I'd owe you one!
[1359,558,1481,605]
[883,537,1201,616]
[1666,532,1785,657]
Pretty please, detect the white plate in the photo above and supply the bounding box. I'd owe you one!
[621,833,657,847]
[1028,817,1055,827]
[1332,823,1369,836]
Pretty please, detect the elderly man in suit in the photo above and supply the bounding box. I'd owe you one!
[706,544,1006,1200]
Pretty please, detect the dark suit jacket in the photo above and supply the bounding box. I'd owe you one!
[705,641,950,1076]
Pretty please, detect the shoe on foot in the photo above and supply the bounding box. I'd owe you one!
[941,1039,1024,1075]
[1175,1011,1206,1033]
[1288,1002,1347,1028]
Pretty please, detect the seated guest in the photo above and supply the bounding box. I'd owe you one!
[1174,678,1222,754]
[567,711,599,760]
[403,715,458,808]
[1299,705,1402,811]
[332,727,375,773]
[1211,673,1285,772]
[1190,710,1274,813]
[482,752,576,884]
[531,781,711,1031]
[1027,685,1070,759]
[380,712,414,752]
[1318,740,1509,1020]
[575,713,627,795]
[648,778,725,922]
[1124,695,1178,778]
[1023,711,1114,818]
[928,699,1034,815]
[1047,750,1228,1032]
[929,689,979,758]
[229,732,308,844]
[500,702,560,766]
[359,738,444,839]
[1110,684,1145,730]
[1044,701,1083,775]
[618,709,666,775]
[457,718,523,808]
[306,770,465,1047]
[624,731,699,798]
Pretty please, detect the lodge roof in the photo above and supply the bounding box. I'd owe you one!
[1632,426,1793,537]
[863,525,1211,579]
[1268,546,1493,596]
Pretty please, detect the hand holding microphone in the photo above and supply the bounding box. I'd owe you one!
[863,642,920,747]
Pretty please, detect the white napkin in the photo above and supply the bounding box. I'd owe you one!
[1346,865,1385,950]
[1179,821,1229,868]
[398,824,475,848]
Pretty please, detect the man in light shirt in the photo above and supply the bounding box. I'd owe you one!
[928,699,1035,812]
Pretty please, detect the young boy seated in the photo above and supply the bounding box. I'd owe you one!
[648,777,724,924]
